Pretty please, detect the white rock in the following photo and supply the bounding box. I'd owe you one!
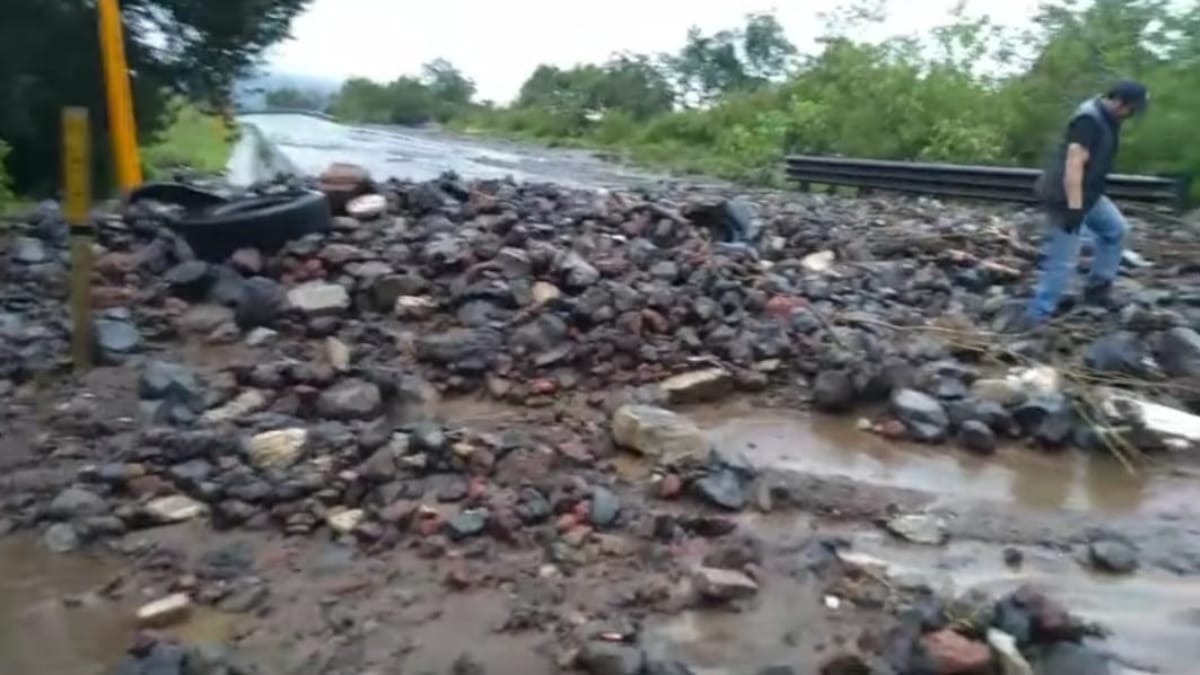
[987,629,1033,675]
[247,428,308,469]
[394,295,437,319]
[201,389,268,424]
[659,368,732,404]
[144,495,207,524]
[326,337,351,372]
[346,193,387,220]
[693,566,759,601]
[1098,387,1200,446]
[530,281,563,306]
[327,508,364,535]
[245,327,279,347]
[611,405,707,463]
[136,593,193,627]
[287,282,350,315]
[801,250,836,273]
[1011,365,1061,398]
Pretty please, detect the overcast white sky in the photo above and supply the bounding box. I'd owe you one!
[268,0,1043,102]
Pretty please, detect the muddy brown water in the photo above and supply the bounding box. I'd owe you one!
[4,404,1200,674]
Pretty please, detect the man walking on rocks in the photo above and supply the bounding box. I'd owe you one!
[1025,81,1149,325]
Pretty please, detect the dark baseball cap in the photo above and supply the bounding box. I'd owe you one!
[1108,80,1149,113]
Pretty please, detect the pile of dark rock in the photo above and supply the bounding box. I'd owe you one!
[886,584,1113,675]
[5,172,1200,533]
[113,633,257,675]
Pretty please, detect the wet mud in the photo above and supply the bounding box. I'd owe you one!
[6,400,1200,674]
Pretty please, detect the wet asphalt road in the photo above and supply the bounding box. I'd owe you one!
[236,113,672,190]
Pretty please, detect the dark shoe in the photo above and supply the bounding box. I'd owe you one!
[1083,280,1119,310]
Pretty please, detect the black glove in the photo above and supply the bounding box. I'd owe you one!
[1062,208,1085,234]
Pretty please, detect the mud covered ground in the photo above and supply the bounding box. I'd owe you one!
[4,131,1200,674]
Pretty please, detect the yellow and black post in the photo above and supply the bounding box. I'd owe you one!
[62,107,93,371]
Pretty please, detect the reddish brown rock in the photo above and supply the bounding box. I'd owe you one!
[766,295,804,318]
[920,629,992,674]
[659,474,683,500]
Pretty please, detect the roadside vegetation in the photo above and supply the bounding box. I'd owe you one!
[0,140,15,212]
[316,0,1200,198]
[141,99,238,179]
[0,0,311,198]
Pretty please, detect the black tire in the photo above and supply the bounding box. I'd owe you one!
[170,191,333,261]
[127,182,230,211]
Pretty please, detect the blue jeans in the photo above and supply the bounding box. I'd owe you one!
[1026,196,1127,320]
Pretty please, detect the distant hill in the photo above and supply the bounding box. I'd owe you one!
[235,71,344,109]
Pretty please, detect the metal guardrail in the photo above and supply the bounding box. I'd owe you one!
[785,155,1184,208]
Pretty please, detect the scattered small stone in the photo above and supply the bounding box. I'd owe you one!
[887,514,948,546]
[611,405,707,463]
[659,368,733,404]
[693,469,746,511]
[325,337,351,371]
[577,640,645,675]
[891,388,950,442]
[317,378,382,420]
[246,428,308,469]
[43,523,80,554]
[136,593,193,628]
[1088,538,1139,574]
[987,628,1032,675]
[920,629,992,674]
[326,508,365,535]
[201,389,268,424]
[245,327,279,346]
[347,193,388,220]
[589,486,621,528]
[447,508,489,539]
[395,295,438,319]
[287,281,350,315]
[957,420,996,454]
[693,566,759,601]
[144,495,207,524]
[813,370,855,412]
[49,487,109,520]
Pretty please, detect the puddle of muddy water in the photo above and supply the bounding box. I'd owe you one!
[0,537,127,675]
[694,404,1200,517]
[0,536,235,675]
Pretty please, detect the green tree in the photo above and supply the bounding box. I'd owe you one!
[0,0,311,195]
[385,76,437,125]
[422,59,476,108]
[330,78,394,124]
[264,87,326,110]
[595,54,676,120]
[743,12,798,80]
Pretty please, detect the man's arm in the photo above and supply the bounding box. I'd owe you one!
[1063,116,1096,210]
[1064,142,1089,210]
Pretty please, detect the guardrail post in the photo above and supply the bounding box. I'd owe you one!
[62,108,94,371]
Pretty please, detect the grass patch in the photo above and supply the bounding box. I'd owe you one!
[141,98,237,178]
